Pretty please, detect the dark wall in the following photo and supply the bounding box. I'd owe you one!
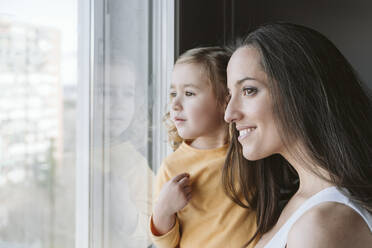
[175,0,233,56]
[233,0,372,87]
[176,0,372,87]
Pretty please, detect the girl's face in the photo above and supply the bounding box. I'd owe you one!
[109,65,135,140]
[170,63,226,142]
[224,46,284,160]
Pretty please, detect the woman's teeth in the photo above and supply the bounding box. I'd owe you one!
[239,127,256,137]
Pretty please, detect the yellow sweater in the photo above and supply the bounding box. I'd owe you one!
[150,142,257,248]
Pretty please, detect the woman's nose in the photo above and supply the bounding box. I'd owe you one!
[224,97,241,123]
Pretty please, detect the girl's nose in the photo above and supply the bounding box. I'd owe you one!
[224,97,241,123]
[171,96,182,111]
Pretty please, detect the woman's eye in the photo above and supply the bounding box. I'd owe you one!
[242,87,257,96]
[170,92,176,98]
[185,91,195,96]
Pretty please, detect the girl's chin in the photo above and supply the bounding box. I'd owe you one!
[177,130,196,140]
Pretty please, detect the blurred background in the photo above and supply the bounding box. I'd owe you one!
[0,0,76,247]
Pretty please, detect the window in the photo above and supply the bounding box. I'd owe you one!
[0,0,173,247]
[77,0,174,247]
[0,0,77,247]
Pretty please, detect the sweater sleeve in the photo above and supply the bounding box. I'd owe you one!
[150,214,180,248]
[149,162,181,248]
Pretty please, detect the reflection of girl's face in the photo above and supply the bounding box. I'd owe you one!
[109,65,135,139]
[225,47,284,161]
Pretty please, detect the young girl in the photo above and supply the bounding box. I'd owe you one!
[149,47,257,247]
[224,23,372,247]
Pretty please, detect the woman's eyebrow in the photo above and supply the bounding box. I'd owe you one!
[236,77,258,85]
[236,76,266,86]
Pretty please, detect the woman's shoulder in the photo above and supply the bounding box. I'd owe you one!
[287,202,372,248]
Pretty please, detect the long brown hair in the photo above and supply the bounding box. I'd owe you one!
[222,22,372,245]
[164,46,232,150]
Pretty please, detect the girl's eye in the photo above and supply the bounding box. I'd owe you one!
[185,91,195,96]
[170,92,176,98]
[242,87,257,96]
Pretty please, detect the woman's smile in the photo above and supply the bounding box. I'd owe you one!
[237,126,257,142]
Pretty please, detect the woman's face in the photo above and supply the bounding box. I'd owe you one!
[224,46,284,161]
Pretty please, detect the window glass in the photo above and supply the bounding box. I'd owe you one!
[0,1,77,247]
[105,1,154,247]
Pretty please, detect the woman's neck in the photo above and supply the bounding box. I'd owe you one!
[281,149,334,198]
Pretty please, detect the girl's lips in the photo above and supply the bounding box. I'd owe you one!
[174,118,186,125]
[174,118,186,121]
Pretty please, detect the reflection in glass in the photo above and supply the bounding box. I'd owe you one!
[106,0,154,247]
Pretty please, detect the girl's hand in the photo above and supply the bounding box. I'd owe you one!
[157,172,192,215]
[152,173,192,235]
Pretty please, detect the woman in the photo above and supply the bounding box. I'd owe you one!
[223,22,372,247]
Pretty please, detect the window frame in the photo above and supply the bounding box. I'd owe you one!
[76,0,175,247]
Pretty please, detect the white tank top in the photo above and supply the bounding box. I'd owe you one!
[263,186,372,248]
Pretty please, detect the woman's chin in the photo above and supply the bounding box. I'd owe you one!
[242,148,261,161]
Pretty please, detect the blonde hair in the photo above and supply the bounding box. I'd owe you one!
[164,46,232,150]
